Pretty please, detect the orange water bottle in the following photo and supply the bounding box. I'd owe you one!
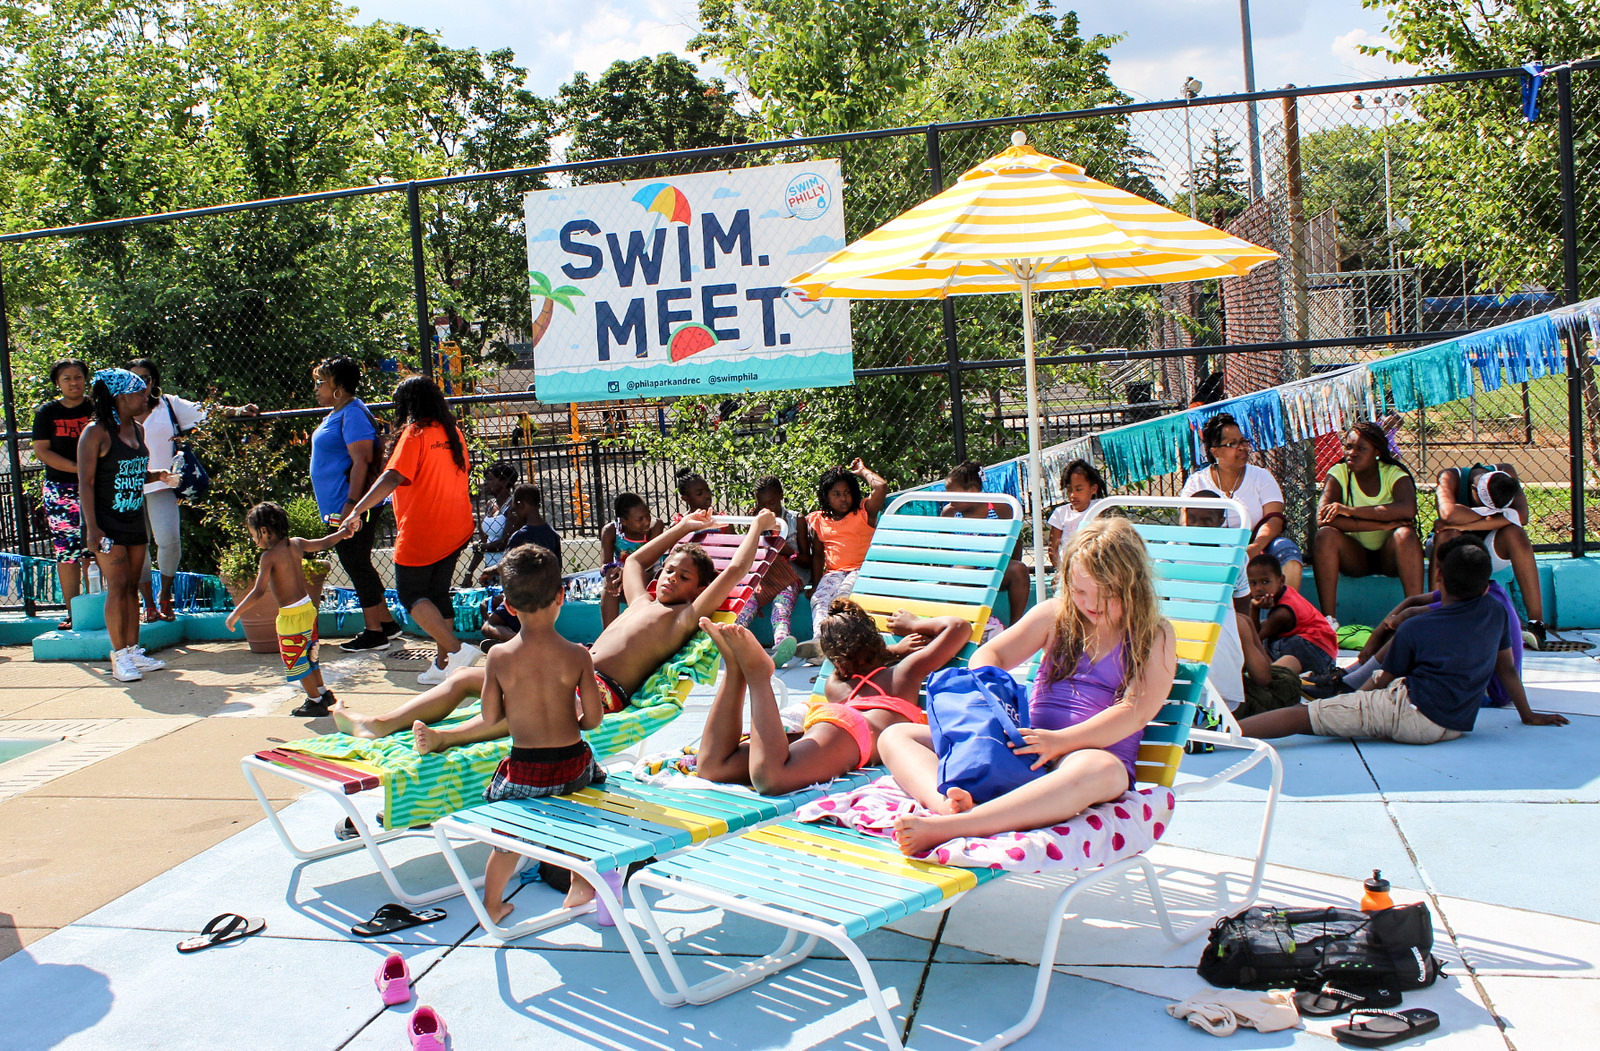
[1360,870,1393,911]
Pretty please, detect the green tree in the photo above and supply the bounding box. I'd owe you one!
[1174,129,1249,226]
[555,54,751,181]
[1365,0,1600,294]
[1299,121,1421,268]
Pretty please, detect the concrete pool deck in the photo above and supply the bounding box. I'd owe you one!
[2,640,1598,1049]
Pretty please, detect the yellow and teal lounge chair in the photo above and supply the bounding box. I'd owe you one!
[239,516,789,906]
[626,496,1283,1050]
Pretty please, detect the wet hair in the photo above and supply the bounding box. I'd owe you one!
[246,501,290,541]
[614,492,647,519]
[50,358,89,385]
[390,377,467,471]
[511,483,542,511]
[946,460,985,491]
[670,542,715,587]
[753,474,783,498]
[1049,517,1164,696]
[315,356,362,396]
[501,543,562,613]
[1200,412,1242,465]
[674,466,708,496]
[1438,533,1492,600]
[1060,458,1106,497]
[485,461,518,486]
[1346,420,1411,477]
[818,599,891,677]
[1247,552,1283,577]
[815,465,863,519]
[124,357,162,394]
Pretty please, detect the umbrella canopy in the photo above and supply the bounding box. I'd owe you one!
[788,132,1278,599]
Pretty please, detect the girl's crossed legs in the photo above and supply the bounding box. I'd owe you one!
[877,722,1129,856]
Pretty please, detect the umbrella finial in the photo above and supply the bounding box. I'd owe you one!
[1011,130,1027,147]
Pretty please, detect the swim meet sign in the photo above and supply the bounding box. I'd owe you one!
[524,161,853,404]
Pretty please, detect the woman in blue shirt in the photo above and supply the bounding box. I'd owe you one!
[310,356,399,652]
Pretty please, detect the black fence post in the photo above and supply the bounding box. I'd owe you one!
[926,126,967,462]
[0,255,36,616]
[407,183,434,380]
[1559,67,1585,557]
[587,439,605,532]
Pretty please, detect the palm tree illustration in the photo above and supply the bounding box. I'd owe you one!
[528,270,585,348]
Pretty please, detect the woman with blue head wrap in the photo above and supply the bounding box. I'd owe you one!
[76,368,180,682]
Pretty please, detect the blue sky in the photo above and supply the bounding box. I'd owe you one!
[348,0,1414,105]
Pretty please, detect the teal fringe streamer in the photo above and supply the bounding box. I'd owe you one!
[1097,414,1194,489]
[1369,342,1473,412]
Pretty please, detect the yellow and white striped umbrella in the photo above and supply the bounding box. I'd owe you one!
[788,134,1277,298]
[787,132,1277,601]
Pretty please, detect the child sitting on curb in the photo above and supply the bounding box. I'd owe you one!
[227,502,344,718]
[1240,536,1569,744]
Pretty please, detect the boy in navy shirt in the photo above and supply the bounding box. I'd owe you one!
[1240,536,1567,743]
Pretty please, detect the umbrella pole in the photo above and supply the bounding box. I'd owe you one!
[1020,273,1048,606]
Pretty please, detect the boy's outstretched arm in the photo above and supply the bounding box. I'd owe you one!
[224,562,266,631]
[294,533,344,555]
[622,509,715,602]
[1498,648,1569,726]
[691,509,778,623]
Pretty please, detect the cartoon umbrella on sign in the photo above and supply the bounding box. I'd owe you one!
[632,183,692,226]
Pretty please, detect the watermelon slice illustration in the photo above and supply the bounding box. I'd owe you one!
[669,322,718,362]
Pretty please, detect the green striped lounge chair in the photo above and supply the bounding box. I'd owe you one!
[624,496,1284,1051]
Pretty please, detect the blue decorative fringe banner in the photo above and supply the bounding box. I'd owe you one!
[1187,388,1287,461]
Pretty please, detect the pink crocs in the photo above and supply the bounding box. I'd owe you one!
[375,951,411,1006]
[409,1005,448,1050]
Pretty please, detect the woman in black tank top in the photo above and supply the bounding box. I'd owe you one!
[77,370,177,677]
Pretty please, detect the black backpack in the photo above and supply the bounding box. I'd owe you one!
[1197,904,1445,992]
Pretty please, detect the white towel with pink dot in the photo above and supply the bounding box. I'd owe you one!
[795,774,1177,872]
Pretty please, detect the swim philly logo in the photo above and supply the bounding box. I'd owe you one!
[527,168,838,378]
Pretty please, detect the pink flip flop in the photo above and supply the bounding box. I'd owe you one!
[375,952,411,1006]
[409,1005,448,1050]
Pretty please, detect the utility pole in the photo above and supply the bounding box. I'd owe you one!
[1182,77,1203,220]
[1239,0,1265,200]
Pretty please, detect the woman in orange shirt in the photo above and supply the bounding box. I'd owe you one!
[805,458,887,614]
[338,377,477,685]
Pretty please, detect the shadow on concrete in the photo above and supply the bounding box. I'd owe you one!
[0,912,112,1051]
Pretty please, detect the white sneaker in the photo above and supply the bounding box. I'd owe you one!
[111,649,143,682]
[1326,615,1340,634]
[444,642,481,676]
[417,659,449,686]
[128,646,167,672]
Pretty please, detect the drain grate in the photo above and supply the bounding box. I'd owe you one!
[0,718,194,801]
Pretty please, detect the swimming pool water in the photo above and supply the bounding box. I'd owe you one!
[0,739,56,765]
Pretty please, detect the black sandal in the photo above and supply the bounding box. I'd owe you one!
[176,912,266,953]
[351,903,447,938]
[1295,980,1402,1017]
[1334,1008,1441,1046]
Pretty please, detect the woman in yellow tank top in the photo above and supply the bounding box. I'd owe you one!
[1311,421,1425,622]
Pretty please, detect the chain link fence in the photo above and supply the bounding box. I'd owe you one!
[3,64,1598,615]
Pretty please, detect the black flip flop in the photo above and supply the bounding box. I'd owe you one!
[351,903,447,938]
[1295,981,1403,1017]
[177,913,266,953]
[1334,1008,1441,1046]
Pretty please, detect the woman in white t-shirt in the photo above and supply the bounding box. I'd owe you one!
[1179,413,1303,607]
[1045,458,1105,569]
[127,358,257,621]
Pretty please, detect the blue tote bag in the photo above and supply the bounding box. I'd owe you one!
[925,665,1042,805]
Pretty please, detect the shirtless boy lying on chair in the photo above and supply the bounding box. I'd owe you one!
[332,507,778,751]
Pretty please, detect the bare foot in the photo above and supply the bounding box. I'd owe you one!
[893,813,952,857]
[332,703,378,739]
[721,623,775,680]
[936,787,975,815]
[486,898,515,925]
[562,873,596,909]
[412,720,442,755]
[698,616,736,658]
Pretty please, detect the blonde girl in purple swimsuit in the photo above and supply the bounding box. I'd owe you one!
[880,516,1177,857]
